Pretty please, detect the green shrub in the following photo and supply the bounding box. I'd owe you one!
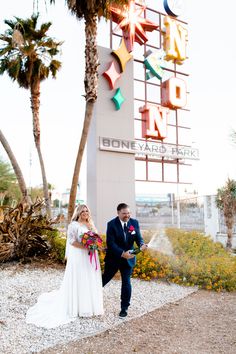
[45,231,106,264]
[43,229,66,262]
[44,231,106,264]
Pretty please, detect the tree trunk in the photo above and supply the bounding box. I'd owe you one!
[226,226,233,249]
[0,129,31,204]
[67,100,94,222]
[31,81,51,217]
[225,213,233,249]
[67,14,98,222]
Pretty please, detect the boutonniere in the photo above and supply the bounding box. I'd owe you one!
[128,225,136,235]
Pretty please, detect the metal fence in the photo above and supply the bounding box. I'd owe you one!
[136,196,205,232]
[51,197,235,236]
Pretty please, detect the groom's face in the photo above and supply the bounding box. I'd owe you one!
[118,207,130,222]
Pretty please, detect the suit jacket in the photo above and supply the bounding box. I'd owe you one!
[105,216,144,268]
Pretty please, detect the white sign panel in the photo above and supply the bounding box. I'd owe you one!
[99,137,199,160]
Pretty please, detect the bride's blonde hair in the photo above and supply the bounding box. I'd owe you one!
[71,204,97,232]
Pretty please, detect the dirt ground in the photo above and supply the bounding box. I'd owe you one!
[42,290,236,354]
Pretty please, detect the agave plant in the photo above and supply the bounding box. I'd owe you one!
[0,199,56,262]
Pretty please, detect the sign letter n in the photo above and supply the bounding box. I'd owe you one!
[139,104,169,140]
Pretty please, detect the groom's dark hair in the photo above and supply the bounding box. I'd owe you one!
[117,203,129,211]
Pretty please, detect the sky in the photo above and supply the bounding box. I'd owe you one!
[0,0,236,200]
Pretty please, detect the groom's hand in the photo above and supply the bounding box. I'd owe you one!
[121,250,135,259]
[140,244,148,252]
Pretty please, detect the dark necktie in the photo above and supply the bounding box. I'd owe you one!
[124,223,128,240]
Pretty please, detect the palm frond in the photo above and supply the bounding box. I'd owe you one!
[4,19,16,30]
[39,22,52,34]
[7,58,21,80]
[66,0,128,19]
[39,65,50,80]
[0,45,12,56]
[0,35,12,44]
[0,14,62,88]
[49,59,62,77]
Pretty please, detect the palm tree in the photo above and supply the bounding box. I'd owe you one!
[0,155,20,205]
[0,129,31,203]
[49,0,128,221]
[216,178,236,249]
[0,14,62,216]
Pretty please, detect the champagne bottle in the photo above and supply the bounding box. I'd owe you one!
[129,248,141,255]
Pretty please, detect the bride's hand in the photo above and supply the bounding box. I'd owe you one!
[72,241,85,249]
[98,246,106,252]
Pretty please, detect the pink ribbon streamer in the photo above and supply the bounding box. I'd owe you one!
[89,250,98,270]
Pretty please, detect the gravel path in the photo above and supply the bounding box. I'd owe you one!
[0,264,196,354]
[43,291,236,354]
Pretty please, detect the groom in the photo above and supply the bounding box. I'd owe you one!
[102,203,147,317]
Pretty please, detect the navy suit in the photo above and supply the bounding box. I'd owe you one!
[102,216,144,310]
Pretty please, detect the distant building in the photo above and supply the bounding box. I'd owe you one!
[61,188,84,207]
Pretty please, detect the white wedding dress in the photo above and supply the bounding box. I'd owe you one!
[26,222,104,328]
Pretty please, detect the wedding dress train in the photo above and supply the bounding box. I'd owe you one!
[26,222,104,328]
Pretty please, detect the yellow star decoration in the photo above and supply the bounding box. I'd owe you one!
[112,38,133,73]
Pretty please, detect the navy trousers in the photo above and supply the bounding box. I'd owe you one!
[102,258,133,310]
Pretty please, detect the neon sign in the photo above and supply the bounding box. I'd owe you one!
[144,50,164,80]
[103,61,121,90]
[110,0,158,52]
[161,77,187,109]
[105,0,188,125]
[112,38,133,72]
[103,39,132,110]
[104,1,158,110]
[163,16,188,64]
[139,104,169,140]
[163,0,184,18]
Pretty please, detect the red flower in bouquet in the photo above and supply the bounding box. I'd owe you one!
[81,231,103,269]
[81,231,102,250]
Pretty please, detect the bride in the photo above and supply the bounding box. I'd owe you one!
[26,204,104,328]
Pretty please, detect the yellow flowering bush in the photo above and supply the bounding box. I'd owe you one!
[99,240,106,272]
[98,230,236,291]
[166,228,236,291]
[133,251,171,281]
[138,229,236,291]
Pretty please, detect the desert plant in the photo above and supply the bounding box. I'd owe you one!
[0,199,55,262]
[44,229,67,262]
[216,178,236,249]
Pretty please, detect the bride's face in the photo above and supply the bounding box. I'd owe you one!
[79,208,89,222]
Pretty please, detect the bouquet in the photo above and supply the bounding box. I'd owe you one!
[81,231,103,270]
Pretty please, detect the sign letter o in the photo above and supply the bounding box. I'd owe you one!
[161,77,187,109]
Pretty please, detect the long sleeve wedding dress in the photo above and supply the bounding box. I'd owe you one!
[26,222,103,328]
